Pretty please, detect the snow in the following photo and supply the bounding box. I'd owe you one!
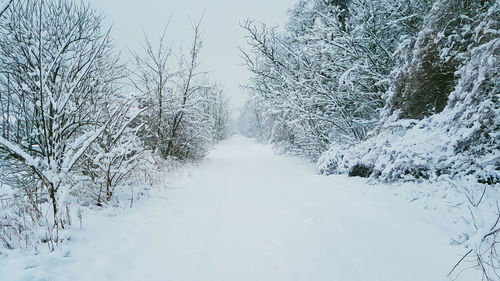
[0,0,10,14]
[0,136,41,169]
[0,136,479,281]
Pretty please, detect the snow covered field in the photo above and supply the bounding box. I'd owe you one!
[0,136,479,281]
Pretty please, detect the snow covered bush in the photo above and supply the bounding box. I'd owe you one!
[448,184,500,281]
[78,102,146,206]
[0,0,124,241]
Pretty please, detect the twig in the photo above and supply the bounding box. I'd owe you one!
[448,249,473,277]
[0,0,13,19]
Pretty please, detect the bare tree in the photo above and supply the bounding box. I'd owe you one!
[205,85,232,143]
[130,23,174,156]
[131,17,216,160]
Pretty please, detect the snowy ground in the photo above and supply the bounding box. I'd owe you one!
[0,136,479,281]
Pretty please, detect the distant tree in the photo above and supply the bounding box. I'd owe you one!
[203,84,232,143]
[238,96,269,141]
[130,25,174,156]
[131,18,222,160]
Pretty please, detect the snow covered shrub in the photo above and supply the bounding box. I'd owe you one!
[0,177,41,251]
[78,102,146,206]
[0,0,125,249]
[348,164,373,178]
[448,182,500,281]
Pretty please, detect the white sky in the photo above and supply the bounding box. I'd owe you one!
[87,0,296,109]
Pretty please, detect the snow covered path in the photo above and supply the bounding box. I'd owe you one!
[2,136,474,281]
